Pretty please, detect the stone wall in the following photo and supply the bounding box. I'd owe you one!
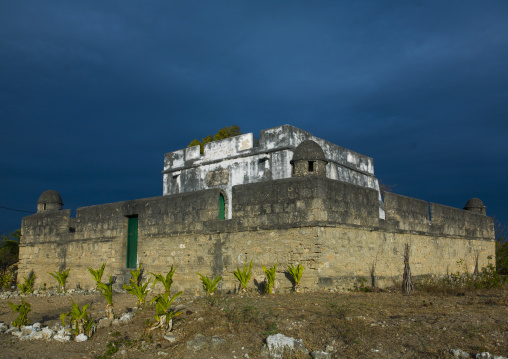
[19,177,495,294]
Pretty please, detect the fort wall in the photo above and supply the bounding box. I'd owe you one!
[19,177,495,294]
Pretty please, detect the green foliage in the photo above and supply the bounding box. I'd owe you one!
[88,263,106,284]
[17,271,35,294]
[187,125,242,154]
[61,299,94,336]
[151,265,176,294]
[415,259,504,294]
[97,275,115,306]
[48,268,70,293]
[197,273,222,295]
[0,230,20,273]
[150,291,183,331]
[0,269,15,289]
[495,220,508,275]
[262,262,277,294]
[234,259,253,293]
[287,263,304,291]
[123,264,151,307]
[350,277,375,292]
[8,298,31,329]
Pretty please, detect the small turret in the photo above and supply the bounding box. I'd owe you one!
[290,140,328,177]
[463,198,486,215]
[37,190,63,213]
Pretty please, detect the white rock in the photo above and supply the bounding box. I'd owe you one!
[32,322,41,331]
[265,334,308,359]
[75,333,88,342]
[41,327,55,340]
[0,322,8,333]
[120,312,134,323]
[53,333,70,342]
[11,330,23,338]
[450,349,471,358]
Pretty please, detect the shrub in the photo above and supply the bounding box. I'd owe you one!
[197,273,222,295]
[234,259,253,294]
[8,298,31,329]
[123,264,151,307]
[97,275,116,320]
[287,263,304,293]
[49,268,70,293]
[262,262,277,294]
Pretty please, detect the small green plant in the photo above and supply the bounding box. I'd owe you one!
[151,265,176,294]
[8,298,31,329]
[123,264,151,307]
[60,299,95,336]
[287,263,304,293]
[234,259,253,294]
[88,263,106,285]
[197,273,222,295]
[0,269,15,289]
[262,262,277,294]
[17,271,35,295]
[49,268,70,293]
[150,291,183,332]
[350,277,375,292]
[97,275,116,319]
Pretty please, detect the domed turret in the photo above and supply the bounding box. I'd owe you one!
[37,190,63,213]
[463,198,486,215]
[290,140,328,177]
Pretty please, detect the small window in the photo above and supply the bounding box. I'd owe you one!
[43,203,46,210]
[308,161,314,172]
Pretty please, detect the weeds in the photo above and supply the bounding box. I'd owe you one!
[287,263,304,293]
[49,268,70,293]
[234,259,253,293]
[88,263,106,285]
[262,262,277,294]
[197,273,222,295]
[0,268,15,289]
[7,298,31,329]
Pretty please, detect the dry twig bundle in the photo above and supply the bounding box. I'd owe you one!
[402,243,413,295]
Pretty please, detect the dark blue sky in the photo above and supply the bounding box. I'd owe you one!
[1,1,507,236]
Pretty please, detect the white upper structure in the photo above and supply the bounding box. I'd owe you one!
[163,125,384,219]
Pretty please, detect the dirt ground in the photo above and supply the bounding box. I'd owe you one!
[0,287,507,359]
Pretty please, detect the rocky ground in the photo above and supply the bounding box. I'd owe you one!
[0,286,507,358]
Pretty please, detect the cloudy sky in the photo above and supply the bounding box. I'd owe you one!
[1,1,507,236]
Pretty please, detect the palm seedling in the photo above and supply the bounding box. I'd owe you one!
[97,275,116,319]
[123,264,151,307]
[17,271,35,295]
[88,263,106,286]
[234,259,253,294]
[60,299,94,336]
[7,298,31,329]
[49,268,70,293]
[150,291,183,332]
[151,265,176,295]
[262,262,277,294]
[197,273,222,295]
[287,263,304,293]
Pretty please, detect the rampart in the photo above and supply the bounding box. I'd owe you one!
[19,176,495,294]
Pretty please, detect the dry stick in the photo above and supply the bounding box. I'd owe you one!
[402,243,414,295]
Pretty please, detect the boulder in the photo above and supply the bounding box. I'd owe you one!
[261,334,309,359]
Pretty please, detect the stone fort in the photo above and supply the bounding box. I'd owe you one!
[19,125,495,293]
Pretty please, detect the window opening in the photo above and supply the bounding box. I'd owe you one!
[308,161,314,172]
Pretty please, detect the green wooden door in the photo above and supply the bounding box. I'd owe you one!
[219,194,225,220]
[126,216,138,268]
